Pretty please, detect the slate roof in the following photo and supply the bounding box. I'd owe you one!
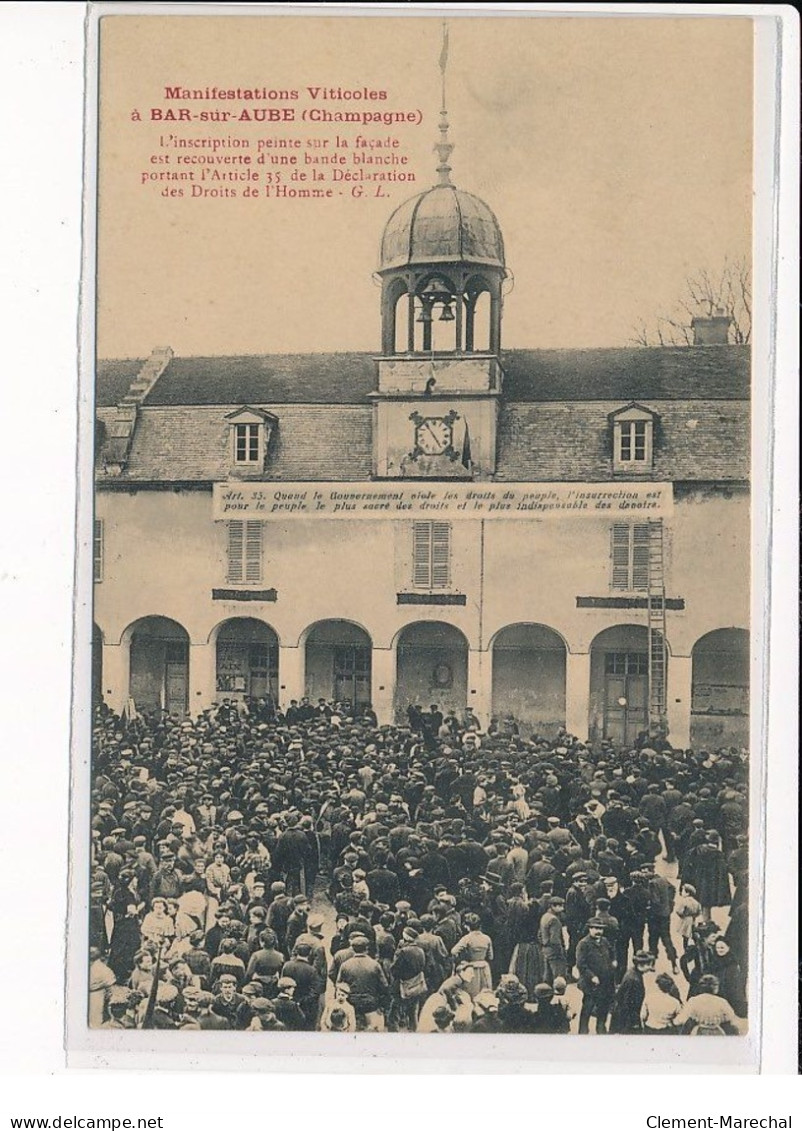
[131,354,375,407]
[95,345,749,484]
[96,345,750,407]
[495,401,749,482]
[96,404,374,482]
[96,399,748,484]
[95,359,146,406]
[501,346,751,402]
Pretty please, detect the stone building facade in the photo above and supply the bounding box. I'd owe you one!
[93,162,750,750]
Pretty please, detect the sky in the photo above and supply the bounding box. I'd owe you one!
[97,13,753,358]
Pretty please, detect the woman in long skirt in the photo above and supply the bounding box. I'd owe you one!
[508,898,542,1000]
[108,902,142,984]
[451,913,494,997]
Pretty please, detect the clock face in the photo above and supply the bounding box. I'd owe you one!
[415,417,452,456]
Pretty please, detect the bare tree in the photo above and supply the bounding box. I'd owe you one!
[631,255,751,346]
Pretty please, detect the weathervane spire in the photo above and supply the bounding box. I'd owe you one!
[434,21,454,186]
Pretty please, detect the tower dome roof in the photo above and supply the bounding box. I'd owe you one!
[379,183,505,272]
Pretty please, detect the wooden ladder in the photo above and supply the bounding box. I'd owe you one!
[647,518,668,731]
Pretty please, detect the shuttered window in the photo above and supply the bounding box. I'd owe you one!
[227,521,263,583]
[412,521,451,589]
[611,523,651,591]
[93,519,103,582]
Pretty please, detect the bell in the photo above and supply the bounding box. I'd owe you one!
[416,303,432,323]
[420,277,453,304]
[438,303,455,322]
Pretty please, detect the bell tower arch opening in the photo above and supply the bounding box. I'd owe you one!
[378,191,507,361]
[373,50,509,481]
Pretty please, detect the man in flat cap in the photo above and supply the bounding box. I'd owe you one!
[366,853,401,908]
[210,972,244,1027]
[281,941,324,1030]
[528,983,571,1035]
[389,926,427,1031]
[196,989,231,1030]
[564,872,593,969]
[284,894,310,955]
[538,896,568,985]
[576,918,615,1034]
[336,935,389,1031]
[265,881,292,953]
[610,949,654,1034]
[273,977,306,1031]
[151,851,182,902]
[273,814,312,897]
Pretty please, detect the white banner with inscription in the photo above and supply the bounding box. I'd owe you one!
[213,481,673,520]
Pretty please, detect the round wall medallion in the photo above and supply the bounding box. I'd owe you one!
[433,662,453,688]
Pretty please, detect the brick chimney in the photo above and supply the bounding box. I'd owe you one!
[691,307,731,346]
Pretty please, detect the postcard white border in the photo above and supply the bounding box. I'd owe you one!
[58,0,797,1076]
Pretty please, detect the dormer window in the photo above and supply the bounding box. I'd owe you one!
[225,406,277,476]
[234,423,261,464]
[609,403,656,473]
[619,420,647,463]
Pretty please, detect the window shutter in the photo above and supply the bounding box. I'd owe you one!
[632,523,651,590]
[431,522,451,588]
[412,522,452,588]
[93,519,103,582]
[413,522,432,587]
[244,521,263,582]
[227,521,244,583]
[611,523,630,590]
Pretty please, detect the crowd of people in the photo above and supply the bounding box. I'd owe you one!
[88,694,749,1036]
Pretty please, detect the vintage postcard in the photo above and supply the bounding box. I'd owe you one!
[68,5,773,1069]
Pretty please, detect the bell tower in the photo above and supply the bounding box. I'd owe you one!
[372,27,508,480]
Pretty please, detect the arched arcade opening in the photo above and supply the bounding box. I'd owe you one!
[691,627,750,749]
[491,623,567,736]
[395,621,469,720]
[125,615,189,718]
[589,624,666,746]
[304,620,372,710]
[214,618,279,704]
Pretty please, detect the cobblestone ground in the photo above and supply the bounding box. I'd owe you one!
[307,833,732,1034]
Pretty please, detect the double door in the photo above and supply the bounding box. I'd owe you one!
[165,643,189,717]
[130,638,188,717]
[333,645,371,708]
[603,651,648,745]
